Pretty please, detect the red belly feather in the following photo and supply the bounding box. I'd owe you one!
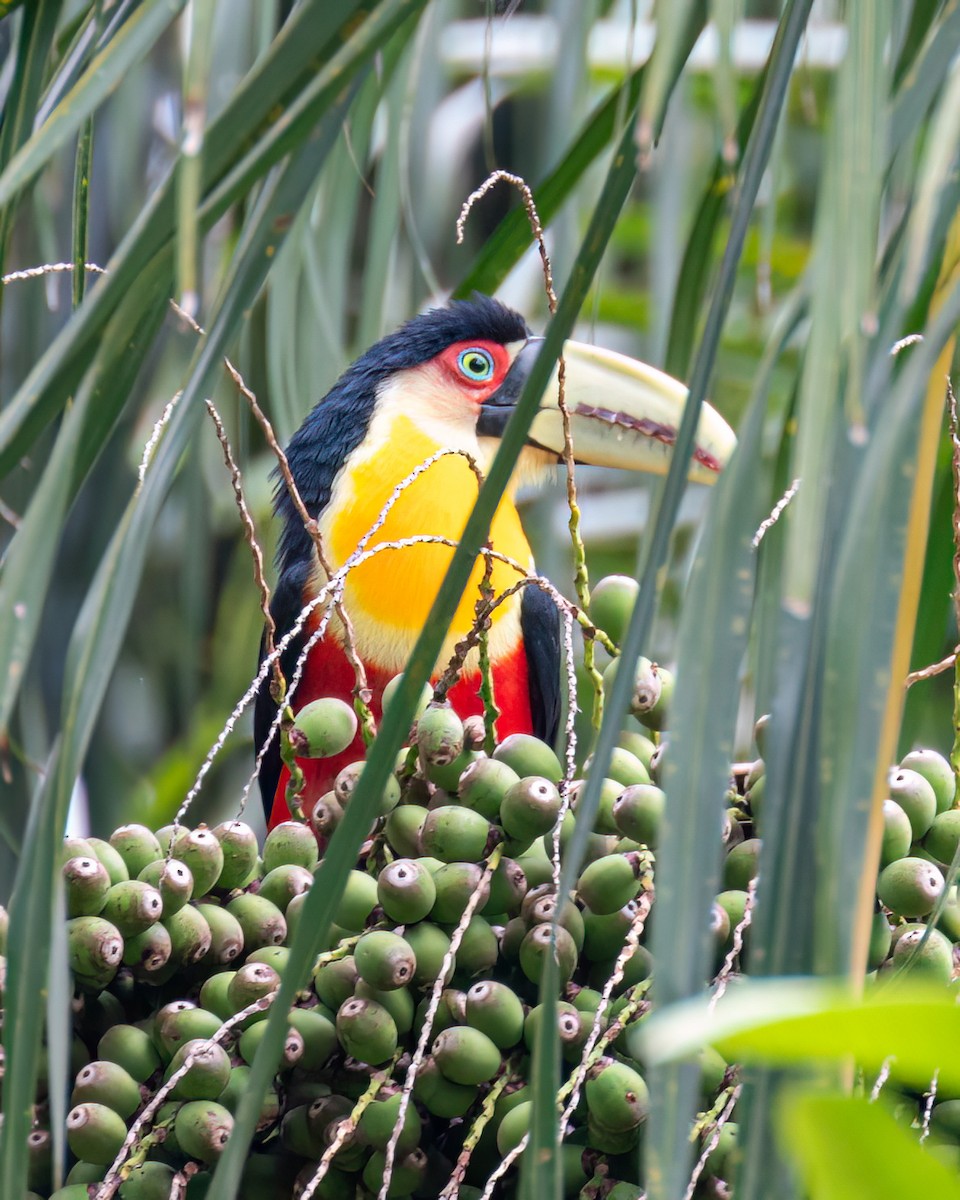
[267,631,532,828]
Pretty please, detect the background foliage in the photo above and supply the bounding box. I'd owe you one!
[1,2,959,1198]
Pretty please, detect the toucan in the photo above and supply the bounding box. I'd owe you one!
[256,295,735,827]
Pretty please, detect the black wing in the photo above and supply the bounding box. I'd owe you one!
[520,583,561,747]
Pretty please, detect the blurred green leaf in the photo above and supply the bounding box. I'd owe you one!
[779,1093,960,1200]
[0,0,188,214]
[641,977,960,1094]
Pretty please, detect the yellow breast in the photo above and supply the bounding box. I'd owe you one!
[323,415,531,671]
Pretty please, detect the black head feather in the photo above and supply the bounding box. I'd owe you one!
[275,295,530,573]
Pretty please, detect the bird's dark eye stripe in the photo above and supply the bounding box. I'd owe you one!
[457,347,495,381]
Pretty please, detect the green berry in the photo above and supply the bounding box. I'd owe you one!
[420,805,495,863]
[67,916,124,992]
[888,768,938,840]
[612,784,665,846]
[211,820,259,890]
[262,820,319,872]
[493,733,562,781]
[97,1024,160,1083]
[585,1058,649,1132]
[165,1038,231,1101]
[459,756,520,820]
[880,799,913,867]
[354,930,417,991]
[225,892,286,950]
[336,997,398,1065]
[877,856,945,918]
[174,1100,234,1162]
[63,856,111,917]
[500,777,562,842]
[377,858,437,923]
[171,826,226,897]
[290,696,358,758]
[100,880,164,937]
[577,852,643,915]
[589,575,638,645]
[71,1060,141,1118]
[194,902,245,965]
[66,1103,127,1165]
[432,1025,501,1085]
[900,748,956,814]
[108,824,162,878]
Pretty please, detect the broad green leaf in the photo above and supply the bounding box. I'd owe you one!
[779,1092,960,1200]
[640,977,960,1096]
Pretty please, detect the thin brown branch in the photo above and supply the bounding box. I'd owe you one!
[223,359,374,737]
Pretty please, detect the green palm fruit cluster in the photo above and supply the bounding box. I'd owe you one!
[14,575,960,1199]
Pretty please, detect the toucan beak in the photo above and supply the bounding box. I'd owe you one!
[478,338,736,485]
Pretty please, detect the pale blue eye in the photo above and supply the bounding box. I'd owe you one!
[457,347,495,381]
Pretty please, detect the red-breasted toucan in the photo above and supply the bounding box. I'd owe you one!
[256,296,735,826]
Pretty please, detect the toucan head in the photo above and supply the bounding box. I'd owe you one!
[279,296,736,568]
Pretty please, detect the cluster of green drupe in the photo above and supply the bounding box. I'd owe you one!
[7,575,959,1196]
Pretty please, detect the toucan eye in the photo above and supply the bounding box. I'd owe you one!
[456,347,495,381]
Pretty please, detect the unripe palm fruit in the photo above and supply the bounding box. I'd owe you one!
[577,853,643,915]
[459,756,520,820]
[108,824,162,877]
[194,902,244,965]
[412,1055,477,1118]
[416,703,465,766]
[404,921,453,987]
[174,1100,234,1163]
[377,858,437,923]
[583,901,642,962]
[63,856,111,917]
[497,1099,533,1155]
[463,980,525,1049]
[309,792,345,841]
[100,880,164,937]
[585,747,650,788]
[154,1003,222,1062]
[589,574,639,645]
[483,856,528,916]
[357,1086,422,1155]
[199,971,237,1021]
[333,869,378,932]
[211,820,259,890]
[890,924,954,985]
[290,696,358,759]
[239,1021,304,1070]
[263,820,319,873]
[523,1002,587,1057]
[171,826,226,897]
[569,778,623,837]
[924,809,960,865]
[724,838,761,890]
[431,862,490,923]
[97,1024,160,1083]
[888,768,938,840]
[519,923,578,986]
[333,758,401,815]
[287,1006,338,1070]
[420,805,496,863]
[877,856,945,918]
[500,776,562,842]
[452,914,501,975]
[493,733,562,781]
[382,673,433,723]
[354,930,417,990]
[122,921,172,975]
[880,799,913,867]
[612,784,665,847]
[900,748,956,814]
[585,1058,650,1132]
[258,863,314,913]
[225,892,286,950]
[163,902,213,965]
[228,961,281,1019]
[432,1025,502,1085]
[314,954,359,1010]
[165,1038,231,1100]
[867,910,893,971]
[68,916,124,991]
[515,839,553,889]
[137,858,193,916]
[62,835,95,865]
[336,997,398,1065]
[363,1148,428,1199]
[71,1060,141,1118]
[117,1161,177,1200]
[66,1103,127,1165]
[384,805,429,858]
